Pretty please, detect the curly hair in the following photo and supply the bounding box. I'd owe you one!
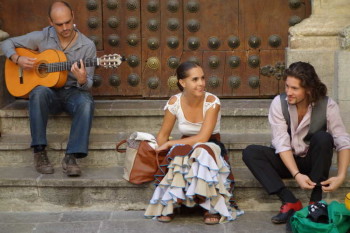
[284,61,327,103]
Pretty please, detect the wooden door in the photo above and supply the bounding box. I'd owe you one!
[0,0,311,98]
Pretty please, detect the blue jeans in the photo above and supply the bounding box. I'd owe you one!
[29,86,94,158]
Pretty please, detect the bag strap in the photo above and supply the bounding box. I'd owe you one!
[116,139,127,153]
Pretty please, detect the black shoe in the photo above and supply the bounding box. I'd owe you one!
[271,200,302,224]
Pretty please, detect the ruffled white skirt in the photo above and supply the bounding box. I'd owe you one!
[144,142,238,223]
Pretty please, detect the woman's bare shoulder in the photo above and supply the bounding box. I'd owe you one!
[206,94,216,103]
[168,95,178,105]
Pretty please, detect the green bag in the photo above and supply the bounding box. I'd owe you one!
[291,201,350,233]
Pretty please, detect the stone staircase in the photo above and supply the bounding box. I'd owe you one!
[0,98,348,212]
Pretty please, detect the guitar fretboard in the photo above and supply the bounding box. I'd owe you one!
[39,58,98,73]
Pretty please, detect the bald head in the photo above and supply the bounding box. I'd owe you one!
[48,1,75,40]
[48,1,73,21]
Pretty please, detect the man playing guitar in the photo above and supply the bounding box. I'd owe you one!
[1,1,96,177]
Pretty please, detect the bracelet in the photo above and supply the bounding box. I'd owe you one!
[15,56,21,64]
[293,171,300,179]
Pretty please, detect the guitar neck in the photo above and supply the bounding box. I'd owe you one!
[46,58,98,73]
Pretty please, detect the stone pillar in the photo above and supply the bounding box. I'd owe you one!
[0,30,9,55]
[0,30,9,41]
[0,29,13,108]
[335,26,350,130]
[287,0,350,129]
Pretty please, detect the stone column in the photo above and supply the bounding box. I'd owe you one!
[335,26,350,130]
[0,29,13,108]
[0,30,9,55]
[287,0,350,129]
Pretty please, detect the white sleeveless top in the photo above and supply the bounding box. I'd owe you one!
[164,92,221,136]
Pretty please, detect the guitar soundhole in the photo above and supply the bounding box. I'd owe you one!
[37,62,48,78]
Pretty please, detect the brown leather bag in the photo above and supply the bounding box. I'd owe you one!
[116,138,166,184]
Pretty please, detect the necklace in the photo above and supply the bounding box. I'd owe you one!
[62,30,76,51]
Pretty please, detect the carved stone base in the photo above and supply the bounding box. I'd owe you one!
[289,16,350,50]
[287,0,350,129]
[289,0,350,50]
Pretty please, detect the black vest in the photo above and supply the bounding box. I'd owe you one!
[279,93,328,144]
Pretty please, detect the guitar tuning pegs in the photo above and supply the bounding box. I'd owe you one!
[99,53,126,69]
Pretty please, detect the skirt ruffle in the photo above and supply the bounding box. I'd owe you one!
[145,142,239,223]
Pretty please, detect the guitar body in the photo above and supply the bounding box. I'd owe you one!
[5,48,68,97]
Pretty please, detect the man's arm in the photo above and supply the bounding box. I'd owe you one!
[321,149,350,192]
[1,31,44,70]
[1,31,42,59]
[269,96,293,153]
[279,150,316,189]
[321,99,350,191]
[269,96,317,189]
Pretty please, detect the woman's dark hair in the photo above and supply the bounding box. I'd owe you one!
[175,61,200,91]
[284,61,327,103]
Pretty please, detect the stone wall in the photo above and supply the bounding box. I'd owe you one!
[287,0,350,130]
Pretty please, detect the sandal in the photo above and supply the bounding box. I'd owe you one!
[157,214,174,223]
[203,211,220,225]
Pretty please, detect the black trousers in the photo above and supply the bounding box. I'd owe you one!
[242,131,334,196]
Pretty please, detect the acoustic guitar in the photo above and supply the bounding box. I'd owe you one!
[5,48,124,97]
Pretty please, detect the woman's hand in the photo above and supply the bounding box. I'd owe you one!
[156,141,172,152]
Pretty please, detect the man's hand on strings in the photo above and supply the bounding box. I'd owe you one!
[14,55,36,70]
[71,59,87,85]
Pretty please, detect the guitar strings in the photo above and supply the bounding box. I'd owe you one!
[34,59,98,73]
[33,55,123,72]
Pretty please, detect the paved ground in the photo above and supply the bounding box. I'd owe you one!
[0,210,286,233]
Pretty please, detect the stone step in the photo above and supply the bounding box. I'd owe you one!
[0,99,271,135]
[0,132,271,168]
[0,165,348,212]
[0,99,346,213]
[0,132,339,168]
